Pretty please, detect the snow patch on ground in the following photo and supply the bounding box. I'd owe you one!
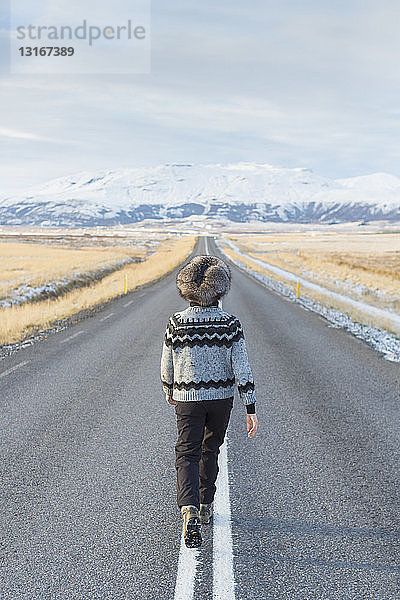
[259,260,400,310]
[0,257,143,308]
[216,238,400,363]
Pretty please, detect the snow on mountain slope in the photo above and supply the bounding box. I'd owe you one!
[0,163,399,226]
[337,172,400,193]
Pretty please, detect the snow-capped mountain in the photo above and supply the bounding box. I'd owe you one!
[1,163,399,226]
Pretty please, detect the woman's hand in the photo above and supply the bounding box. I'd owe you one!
[246,414,258,438]
[166,395,177,406]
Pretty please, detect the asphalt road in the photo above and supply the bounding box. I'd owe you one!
[0,236,399,599]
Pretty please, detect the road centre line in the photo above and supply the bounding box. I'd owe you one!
[213,439,235,600]
[123,300,134,307]
[100,313,114,322]
[173,534,200,600]
[174,236,205,600]
[60,331,84,344]
[0,361,30,379]
[208,238,235,598]
[173,441,236,600]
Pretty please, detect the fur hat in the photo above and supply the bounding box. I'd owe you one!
[177,255,231,306]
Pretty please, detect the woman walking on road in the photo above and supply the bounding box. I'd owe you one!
[161,255,259,548]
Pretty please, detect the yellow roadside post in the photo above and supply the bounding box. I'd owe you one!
[246,263,249,271]
[296,281,300,299]
[124,274,128,294]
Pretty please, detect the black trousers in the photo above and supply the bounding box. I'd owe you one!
[174,397,233,509]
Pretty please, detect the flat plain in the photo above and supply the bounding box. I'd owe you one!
[227,231,400,312]
[0,229,197,345]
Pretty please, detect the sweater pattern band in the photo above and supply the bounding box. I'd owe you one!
[160,306,256,406]
[164,315,244,350]
[173,377,236,391]
[238,381,255,394]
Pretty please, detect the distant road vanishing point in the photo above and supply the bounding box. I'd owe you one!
[0,237,399,599]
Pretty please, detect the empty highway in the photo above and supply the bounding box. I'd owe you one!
[0,236,399,599]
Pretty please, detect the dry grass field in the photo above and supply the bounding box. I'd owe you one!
[227,232,400,310]
[0,234,197,345]
[222,231,400,335]
[0,242,148,300]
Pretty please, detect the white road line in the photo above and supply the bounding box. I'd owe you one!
[213,438,235,600]
[60,331,84,344]
[174,532,200,600]
[205,237,209,255]
[100,313,114,322]
[222,237,400,331]
[123,300,134,307]
[0,361,30,379]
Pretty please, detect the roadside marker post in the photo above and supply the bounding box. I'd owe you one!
[247,263,249,271]
[124,274,128,294]
[297,281,300,299]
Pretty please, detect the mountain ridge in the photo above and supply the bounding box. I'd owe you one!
[1,162,399,226]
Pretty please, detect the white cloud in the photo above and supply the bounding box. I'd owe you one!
[0,127,54,142]
[1,1,400,190]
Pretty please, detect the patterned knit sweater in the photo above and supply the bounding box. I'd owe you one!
[161,305,256,410]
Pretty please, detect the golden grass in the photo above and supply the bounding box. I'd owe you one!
[0,235,197,345]
[227,232,400,312]
[222,242,400,336]
[0,241,149,298]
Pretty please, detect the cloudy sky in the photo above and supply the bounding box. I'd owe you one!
[1,0,400,192]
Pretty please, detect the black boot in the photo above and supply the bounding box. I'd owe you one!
[181,505,202,548]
